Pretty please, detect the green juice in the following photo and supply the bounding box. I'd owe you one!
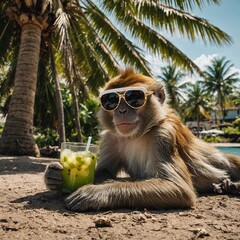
[60,149,97,192]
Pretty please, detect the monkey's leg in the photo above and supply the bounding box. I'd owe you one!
[213,179,240,195]
[65,178,196,212]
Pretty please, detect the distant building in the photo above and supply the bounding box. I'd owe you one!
[210,108,240,122]
[186,121,213,134]
[186,108,239,135]
[224,108,240,121]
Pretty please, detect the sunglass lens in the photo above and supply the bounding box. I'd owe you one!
[125,90,145,108]
[101,93,119,110]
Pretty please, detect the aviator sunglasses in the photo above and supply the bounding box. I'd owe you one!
[99,87,154,111]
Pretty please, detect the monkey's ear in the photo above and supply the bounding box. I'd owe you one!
[154,85,166,104]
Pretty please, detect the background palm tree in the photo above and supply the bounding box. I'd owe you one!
[203,56,240,121]
[229,88,240,108]
[158,65,188,112]
[182,82,212,135]
[0,0,233,156]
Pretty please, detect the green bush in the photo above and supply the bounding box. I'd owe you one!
[223,126,240,134]
[62,89,100,144]
[34,128,59,148]
[232,117,240,128]
[203,136,228,143]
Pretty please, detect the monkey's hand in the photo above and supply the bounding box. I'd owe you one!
[213,179,240,195]
[65,184,109,211]
[44,162,64,191]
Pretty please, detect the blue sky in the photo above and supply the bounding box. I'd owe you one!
[146,0,240,79]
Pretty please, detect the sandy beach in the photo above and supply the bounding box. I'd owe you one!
[0,153,240,240]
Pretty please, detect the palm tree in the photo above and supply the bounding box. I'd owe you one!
[49,42,66,146]
[229,88,240,108]
[183,82,212,135]
[0,2,45,156]
[0,0,233,156]
[158,65,188,112]
[203,57,240,121]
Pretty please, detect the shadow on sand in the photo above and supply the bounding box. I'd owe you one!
[0,155,58,175]
[10,190,71,214]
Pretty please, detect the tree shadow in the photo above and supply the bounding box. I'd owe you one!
[11,190,192,216]
[11,191,70,213]
[11,190,113,216]
[0,155,58,175]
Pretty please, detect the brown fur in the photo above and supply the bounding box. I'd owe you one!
[48,69,240,211]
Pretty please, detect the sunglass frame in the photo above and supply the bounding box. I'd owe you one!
[99,87,154,111]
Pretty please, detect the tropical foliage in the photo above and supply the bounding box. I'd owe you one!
[34,93,100,148]
[0,0,234,156]
[62,89,100,143]
[203,56,240,120]
[157,57,240,140]
[158,65,188,112]
[181,82,214,135]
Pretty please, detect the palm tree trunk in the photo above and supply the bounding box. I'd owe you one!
[49,42,66,146]
[221,105,226,122]
[0,23,41,156]
[197,115,200,137]
[70,83,83,142]
[65,71,83,142]
[214,111,218,124]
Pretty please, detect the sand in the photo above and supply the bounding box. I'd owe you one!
[0,155,240,240]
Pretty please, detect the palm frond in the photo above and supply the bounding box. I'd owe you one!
[102,0,231,45]
[199,105,210,119]
[0,37,19,98]
[85,0,152,76]
[53,2,88,96]
[67,6,120,78]
[101,0,208,75]
[154,0,221,11]
[0,17,16,65]
[129,17,203,75]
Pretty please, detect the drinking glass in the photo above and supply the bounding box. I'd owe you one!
[60,142,98,192]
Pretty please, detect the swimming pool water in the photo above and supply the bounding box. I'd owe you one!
[217,147,240,156]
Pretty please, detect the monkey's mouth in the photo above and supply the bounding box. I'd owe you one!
[116,122,138,134]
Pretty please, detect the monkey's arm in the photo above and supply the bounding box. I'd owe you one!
[94,168,117,183]
[93,148,124,183]
[65,178,196,212]
[44,162,64,191]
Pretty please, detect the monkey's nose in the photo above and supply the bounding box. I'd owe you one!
[117,102,129,115]
[118,108,128,115]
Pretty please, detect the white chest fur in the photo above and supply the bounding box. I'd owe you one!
[116,137,154,178]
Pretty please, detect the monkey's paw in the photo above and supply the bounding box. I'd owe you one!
[213,179,240,195]
[44,162,64,191]
[65,184,109,212]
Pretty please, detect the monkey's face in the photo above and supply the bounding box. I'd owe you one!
[99,85,165,138]
[98,69,166,138]
[99,87,154,137]
[113,100,141,136]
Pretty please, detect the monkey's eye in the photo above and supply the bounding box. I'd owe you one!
[125,90,145,108]
[100,92,120,111]
[100,88,153,111]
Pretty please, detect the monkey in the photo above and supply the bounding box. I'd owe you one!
[44,69,240,212]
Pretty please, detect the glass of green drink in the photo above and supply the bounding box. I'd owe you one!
[60,142,98,192]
